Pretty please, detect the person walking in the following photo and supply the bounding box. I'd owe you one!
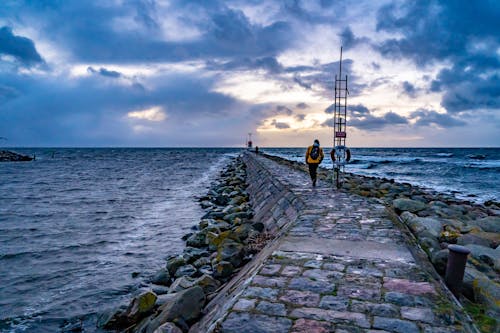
[305,139,324,187]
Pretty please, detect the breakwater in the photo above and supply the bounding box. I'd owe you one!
[0,150,33,161]
[100,152,498,332]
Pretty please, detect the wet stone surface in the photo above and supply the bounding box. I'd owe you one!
[215,155,472,333]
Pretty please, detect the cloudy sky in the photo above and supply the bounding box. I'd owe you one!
[1,0,499,147]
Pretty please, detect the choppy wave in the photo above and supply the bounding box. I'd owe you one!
[435,152,454,157]
[467,154,487,160]
[464,161,500,170]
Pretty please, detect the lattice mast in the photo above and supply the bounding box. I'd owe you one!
[333,47,349,188]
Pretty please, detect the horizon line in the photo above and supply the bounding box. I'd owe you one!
[2,146,500,149]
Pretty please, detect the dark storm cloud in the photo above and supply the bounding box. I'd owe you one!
[321,118,335,127]
[285,60,365,98]
[281,0,346,24]
[350,104,371,116]
[133,0,159,30]
[207,56,284,73]
[376,1,499,65]
[348,111,407,130]
[0,70,242,145]
[402,81,417,98]
[323,102,466,131]
[410,109,466,128]
[276,105,293,115]
[3,2,294,63]
[0,26,44,67]
[324,104,335,114]
[431,65,500,113]
[295,113,306,121]
[271,119,290,129]
[2,0,495,147]
[87,67,122,78]
[325,103,370,116]
[375,1,500,114]
[323,103,407,130]
[293,74,312,90]
[339,26,370,50]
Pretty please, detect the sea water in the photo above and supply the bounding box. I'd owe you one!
[0,148,239,332]
[263,147,500,203]
[1,147,498,332]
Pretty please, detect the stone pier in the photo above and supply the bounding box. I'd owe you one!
[192,152,477,333]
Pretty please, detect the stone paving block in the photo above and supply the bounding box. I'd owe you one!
[349,300,399,317]
[384,291,433,307]
[372,316,420,333]
[400,306,435,323]
[260,264,282,276]
[290,318,332,333]
[243,286,279,301]
[323,262,346,271]
[289,277,335,293]
[335,325,365,333]
[360,218,379,224]
[383,267,417,279]
[383,278,436,295]
[220,312,292,333]
[281,265,302,276]
[289,307,370,328]
[346,266,383,277]
[337,284,381,301]
[273,250,317,261]
[255,301,287,316]
[303,268,343,281]
[232,298,256,311]
[304,260,323,269]
[319,295,349,311]
[279,289,321,307]
[252,275,288,288]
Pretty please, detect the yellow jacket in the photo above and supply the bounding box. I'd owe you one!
[306,145,324,164]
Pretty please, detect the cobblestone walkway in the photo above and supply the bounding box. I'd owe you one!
[216,155,474,333]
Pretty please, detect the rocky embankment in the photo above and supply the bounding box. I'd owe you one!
[98,156,270,332]
[264,154,499,331]
[0,150,33,161]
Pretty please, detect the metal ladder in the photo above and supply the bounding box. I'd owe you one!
[333,47,348,188]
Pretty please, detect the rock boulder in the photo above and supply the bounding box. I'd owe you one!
[146,286,205,332]
[393,198,427,214]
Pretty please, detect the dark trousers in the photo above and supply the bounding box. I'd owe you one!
[308,163,319,181]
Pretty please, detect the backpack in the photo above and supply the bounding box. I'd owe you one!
[310,146,320,160]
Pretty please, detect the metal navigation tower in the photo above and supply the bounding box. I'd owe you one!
[247,132,253,149]
[332,47,349,188]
